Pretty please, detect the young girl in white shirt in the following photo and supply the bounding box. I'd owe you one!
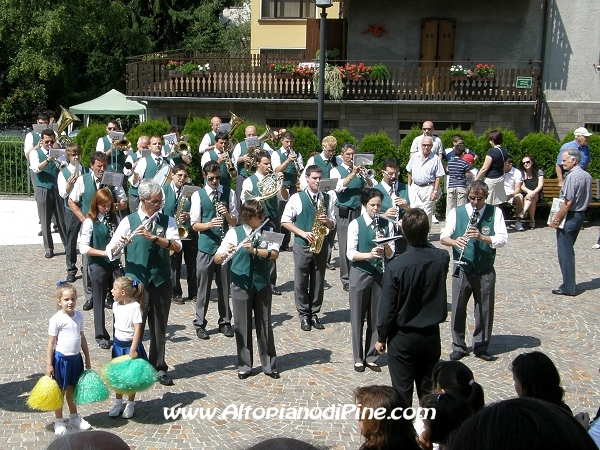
[47,282,92,435]
[107,276,147,419]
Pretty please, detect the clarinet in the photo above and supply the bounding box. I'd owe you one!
[452,209,480,278]
[373,215,386,272]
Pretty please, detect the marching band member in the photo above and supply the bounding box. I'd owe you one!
[331,143,373,292]
[105,178,182,387]
[190,161,238,339]
[29,128,67,259]
[58,144,87,283]
[69,151,127,311]
[125,136,149,213]
[272,131,303,251]
[282,165,335,332]
[232,125,273,212]
[77,189,123,350]
[241,151,287,296]
[132,135,172,184]
[347,188,394,373]
[198,116,221,155]
[162,163,198,306]
[96,120,126,173]
[162,125,192,165]
[214,200,279,380]
[200,131,235,189]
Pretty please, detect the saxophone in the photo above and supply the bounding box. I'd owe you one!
[175,193,192,239]
[308,194,329,254]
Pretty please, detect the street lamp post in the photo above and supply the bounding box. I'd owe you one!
[316,0,333,141]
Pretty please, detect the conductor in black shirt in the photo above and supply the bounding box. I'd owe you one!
[376,208,450,404]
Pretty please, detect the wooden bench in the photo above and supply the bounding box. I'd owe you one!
[542,178,600,208]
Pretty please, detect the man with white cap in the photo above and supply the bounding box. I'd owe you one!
[555,127,592,186]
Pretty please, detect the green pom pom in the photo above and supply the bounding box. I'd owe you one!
[27,376,63,411]
[102,356,157,395]
[73,370,109,404]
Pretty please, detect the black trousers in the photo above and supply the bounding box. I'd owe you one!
[170,235,198,298]
[387,326,441,405]
[141,280,173,375]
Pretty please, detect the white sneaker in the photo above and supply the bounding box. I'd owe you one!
[54,419,66,436]
[69,413,91,430]
[592,244,600,249]
[108,401,125,417]
[122,401,135,419]
[515,221,525,232]
[432,216,439,224]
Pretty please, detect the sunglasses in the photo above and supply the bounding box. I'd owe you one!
[107,127,116,131]
[522,160,532,164]
[468,196,485,201]
[43,140,56,144]
[207,175,222,181]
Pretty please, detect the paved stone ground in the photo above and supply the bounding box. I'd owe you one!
[2,198,600,449]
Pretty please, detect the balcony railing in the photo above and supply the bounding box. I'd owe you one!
[126,56,541,102]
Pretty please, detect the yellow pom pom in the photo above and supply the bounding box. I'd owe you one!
[27,376,63,411]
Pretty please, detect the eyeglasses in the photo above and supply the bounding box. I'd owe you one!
[143,198,162,205]
[468,196,485,201]
[173,173,187,178]
[207,175,222,181]
[421,144,433,148]
[43,140,55,144]
[522,160,532,164]
[422,127,432,131]
[382,171,398,177]
[107,127,116,131]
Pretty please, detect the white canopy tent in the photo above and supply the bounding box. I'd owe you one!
[69,89,147,127]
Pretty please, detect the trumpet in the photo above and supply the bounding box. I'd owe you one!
[452,209,480,278]
[358,166,376,181]
[289,149,304,173]
[111,212,158,257]
[221,218,269,264]
[220,150,237,178]
[115,139,131,151]
[173,140,191,157]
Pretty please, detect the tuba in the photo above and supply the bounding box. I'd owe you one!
[55,106,80,146]
[308,194,329,254]
[244,124,277,176]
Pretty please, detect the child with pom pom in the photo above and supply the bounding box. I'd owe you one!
[108,276,148,419]
[47,282,92,435]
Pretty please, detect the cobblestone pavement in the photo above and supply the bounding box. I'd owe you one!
[2,198,600,449]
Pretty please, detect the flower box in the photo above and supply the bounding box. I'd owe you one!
[169,70,210,79]
[275,72,295,80]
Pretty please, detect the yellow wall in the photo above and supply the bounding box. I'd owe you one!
[251,1,340,55]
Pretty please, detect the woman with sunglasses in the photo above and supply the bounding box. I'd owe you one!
[517,155,544,229]
[214,200,280,380]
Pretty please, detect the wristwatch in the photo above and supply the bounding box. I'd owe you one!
[552,219,560,225]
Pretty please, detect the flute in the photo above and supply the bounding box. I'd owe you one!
[452,209,480,278]
[111,212,159,257]
[221,218,269,264]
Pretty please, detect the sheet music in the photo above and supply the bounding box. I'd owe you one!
[109,131,125,141]
[49,148,66,159]
[100,171,125,188]
[140,149,151,158]
[353,153,374,166]
[262,231,284,246]
[181,185,201,197]
[163,133,177,146]
[319,178,337,192]
[32,124,46,134]
[245,136,259,148]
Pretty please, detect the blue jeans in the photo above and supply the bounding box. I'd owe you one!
[556,210,585,295]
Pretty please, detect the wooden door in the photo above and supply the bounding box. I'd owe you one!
[306,18,347,61]
[419,19,455,68]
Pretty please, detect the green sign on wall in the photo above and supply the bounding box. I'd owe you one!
[515,77,533,89]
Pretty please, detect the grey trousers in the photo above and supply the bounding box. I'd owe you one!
[81,254,93,302]
[141,280,172,375]
[293,243,327,320]
[451,267,496,353]
[35,187,66,253]
[232,284,276,374]
[348,267,381,364]
[336,206,360,286]
[556,210,585,295]
[170,236,198,298]
[278,185,297,249]
[194,251,231,329]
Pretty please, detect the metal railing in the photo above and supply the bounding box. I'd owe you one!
[0,138,31,196]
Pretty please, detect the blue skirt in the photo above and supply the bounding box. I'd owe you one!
[53,351,84,390]
[111,337,148,361]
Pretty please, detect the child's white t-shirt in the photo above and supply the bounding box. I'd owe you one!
[113,301,143,341]
[48,310,83,356]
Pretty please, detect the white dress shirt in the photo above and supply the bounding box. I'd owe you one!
[271,148,304,172]
[58,163,85,198]
[68,175,127,204]
[440,203,508,249]
[216,223,280,256]
[406,153,445,185]
[78,213,118,255]
[132,154,173,187]
[347,211,395,261]
[299,153,343,190]
[189,185,239,225]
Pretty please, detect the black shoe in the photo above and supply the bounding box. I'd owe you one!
[238,372,251,380]
[172,297,185,305]
[300,317,311,331]
[343,284,349,292]
[366,363,381,372]
[104,302,113,310]
[196,327,210,340]
[53,226,59,233]
[265,371,280,379]
[551,289,576,297]
[354,363,365,373]
[449,350,468,361]
[38,230,43,237]
[44,251,54,259]
[326,263,336,270]
[311,316,325,330]
[474,351,496,362]
[82,300,93,311]
[98,341,111,350]
[272,286,282,296]
[220,323,234,337]
[66,273,76,283]
[158,374,174,386]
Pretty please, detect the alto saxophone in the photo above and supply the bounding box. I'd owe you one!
[308,195,329,254]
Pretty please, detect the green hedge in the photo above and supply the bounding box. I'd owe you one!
[74,122,107,167]
[0,138,29,194]
[330,128,358,152]
[359,131,397,173]
[517,132,560,178]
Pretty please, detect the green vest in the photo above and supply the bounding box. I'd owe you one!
[335,166,363,209]
[88,219,116,270]
[313,154,337,178]
[103,136,125,172]
[124,213,171,286]
[78,173,103,216]
[375,182,410,219]
[207,150,232,188]
[32,132,41,147]
[230,226,270,291]
[35,148,59,189]
[452,205,496,274]
[294,191,329,246]
[237,141,250,178]
[163,184,178,217]
[207,131,216,146]
[275,148,297,187]
[197,188,231,255]
[249,174,278,220]
[129,153,139,197]
[143,155,170,179]
[351,215,389,275]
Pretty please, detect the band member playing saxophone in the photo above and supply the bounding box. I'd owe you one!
[282,165,336,332]
[190,161,238,340]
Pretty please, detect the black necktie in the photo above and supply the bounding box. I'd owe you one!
[156,157,162,166]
